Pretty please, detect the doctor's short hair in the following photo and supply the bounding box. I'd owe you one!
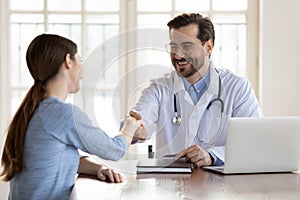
[167,13,215,47]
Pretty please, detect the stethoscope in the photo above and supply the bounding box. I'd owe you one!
[172,72,224,125]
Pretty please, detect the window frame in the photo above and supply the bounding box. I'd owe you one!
[0,0,259,139]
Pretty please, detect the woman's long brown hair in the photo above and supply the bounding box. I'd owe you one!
[1,34,77,181]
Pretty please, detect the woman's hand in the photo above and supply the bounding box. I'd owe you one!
[97,168,123,183]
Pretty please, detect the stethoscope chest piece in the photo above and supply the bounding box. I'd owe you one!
[172,113,181,125]
[172,94,181,125]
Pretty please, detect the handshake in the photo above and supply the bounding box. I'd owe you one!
[121,110,148,141]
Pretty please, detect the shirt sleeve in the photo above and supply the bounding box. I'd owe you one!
[209,151,224,166]
[41,102,128,161]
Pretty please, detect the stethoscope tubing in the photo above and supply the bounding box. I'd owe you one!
[172,72,224,125]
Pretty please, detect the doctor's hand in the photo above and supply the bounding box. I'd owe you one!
[175,144,212,167]
[133,123,148,140]
[129,110,148,140]
[129,110,142,120]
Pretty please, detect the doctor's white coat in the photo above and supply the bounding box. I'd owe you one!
[132,62,262,162]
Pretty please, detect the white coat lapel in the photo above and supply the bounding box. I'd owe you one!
[187,63,220,146]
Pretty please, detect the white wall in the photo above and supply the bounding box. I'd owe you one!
[259,0,300,116]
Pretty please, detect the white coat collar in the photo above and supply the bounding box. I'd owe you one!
[172,60,219,96]
[207,61,219,96]
[172,71,185,93]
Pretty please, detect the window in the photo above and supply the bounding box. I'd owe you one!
[1,0,257,155]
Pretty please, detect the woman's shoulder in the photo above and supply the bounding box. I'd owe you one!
[40,96,72,112]
[38,96,84,121]
[34,96,86,131]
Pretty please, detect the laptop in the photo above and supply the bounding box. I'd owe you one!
[203,117,300,174]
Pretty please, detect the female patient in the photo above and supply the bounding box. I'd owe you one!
[1,34,143,199]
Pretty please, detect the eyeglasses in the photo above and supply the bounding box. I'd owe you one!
[165,43,195,55]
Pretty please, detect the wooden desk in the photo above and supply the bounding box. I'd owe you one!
[70,160,300,200]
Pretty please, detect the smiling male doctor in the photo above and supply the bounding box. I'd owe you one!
[130,13,262,167]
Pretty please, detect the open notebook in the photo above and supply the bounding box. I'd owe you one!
[203,117,300,174]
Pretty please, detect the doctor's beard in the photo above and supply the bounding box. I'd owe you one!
[172,54,207,79]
